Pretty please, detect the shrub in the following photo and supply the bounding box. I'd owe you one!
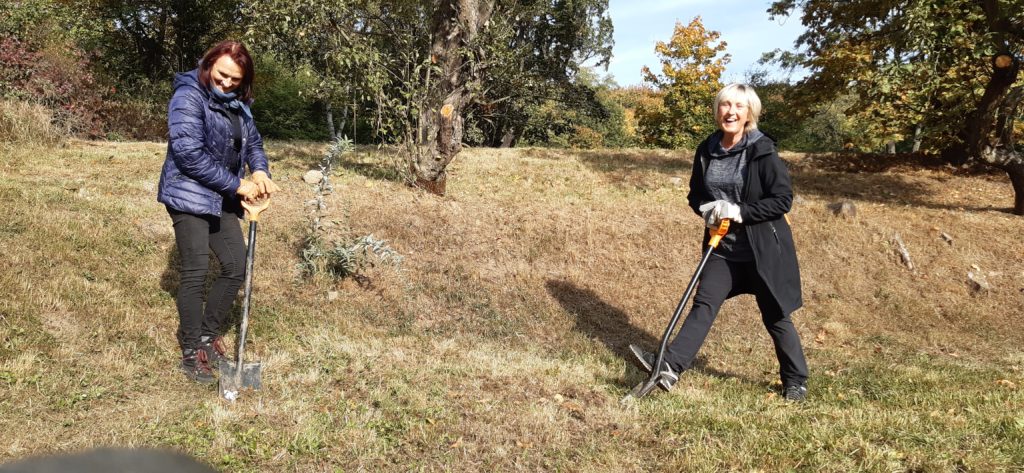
[568,125,604,149]
[0,35,107,138]
[98,99,167,141]
[252,58,328,141]
[297,136,402,282]
[299,233,403,281]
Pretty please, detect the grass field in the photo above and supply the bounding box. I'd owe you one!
[1,140,1022,472]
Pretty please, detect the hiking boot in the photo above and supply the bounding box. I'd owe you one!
[783,383,808,402]
[199,335,229,369]
[181,348,215,384]
[628,344,679,391]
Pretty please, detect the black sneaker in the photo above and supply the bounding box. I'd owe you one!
[628,344,678,391]
[783,383,808,402]
[181,349,215,384]
[199,335,229,369]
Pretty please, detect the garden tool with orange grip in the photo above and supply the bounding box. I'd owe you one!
[220,197,270,401]
[621,219,731,403]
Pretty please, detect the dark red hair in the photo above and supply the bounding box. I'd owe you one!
[198,40,255,101]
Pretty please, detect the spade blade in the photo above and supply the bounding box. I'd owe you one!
[219,361,262,400]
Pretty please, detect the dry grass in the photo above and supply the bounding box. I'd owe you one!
[1,141,1022,472]
[0,99,67,147]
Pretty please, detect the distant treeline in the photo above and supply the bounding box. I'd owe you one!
[1,1,1020,160]
[0,1,867,153]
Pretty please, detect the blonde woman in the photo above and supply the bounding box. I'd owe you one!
[630,83,809,401]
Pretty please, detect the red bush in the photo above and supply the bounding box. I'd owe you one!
[0,35,107,137]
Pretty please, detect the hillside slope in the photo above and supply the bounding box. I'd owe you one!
[1,141,1021,471]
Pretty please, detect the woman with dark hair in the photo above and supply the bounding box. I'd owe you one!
[630,83,810,401]
[157,40,280,383]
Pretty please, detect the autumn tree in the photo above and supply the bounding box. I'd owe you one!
[637,16,730,149]
[768,0,1024,214]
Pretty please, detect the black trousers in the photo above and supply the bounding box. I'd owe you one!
[664,256,809,386]
[168,207,245,350]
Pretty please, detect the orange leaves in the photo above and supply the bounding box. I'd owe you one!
[639,16,729,148]
[647,16,730,91]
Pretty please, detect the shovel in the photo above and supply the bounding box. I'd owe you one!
[621,219,730,403]
[220,197,270,400]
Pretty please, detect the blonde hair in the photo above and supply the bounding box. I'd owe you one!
[714,83,762,132]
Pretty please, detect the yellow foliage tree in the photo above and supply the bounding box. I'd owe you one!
[637,16,730,149]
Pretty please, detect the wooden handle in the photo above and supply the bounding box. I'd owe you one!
[241,198,271,222]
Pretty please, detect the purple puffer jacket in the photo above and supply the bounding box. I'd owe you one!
[157,69,270,217]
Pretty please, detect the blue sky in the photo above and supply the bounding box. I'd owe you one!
[597,0,806,86]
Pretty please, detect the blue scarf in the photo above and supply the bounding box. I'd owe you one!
[209,86,253,119]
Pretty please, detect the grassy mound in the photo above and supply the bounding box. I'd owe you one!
[1,141,1021,471]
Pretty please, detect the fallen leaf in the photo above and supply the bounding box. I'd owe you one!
[996,379,1017,388]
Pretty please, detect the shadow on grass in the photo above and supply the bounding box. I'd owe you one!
[544,279,760,387]
[266,141,326,170]
[575,149,692,175]
[267,141,405,182]
[335,156,407,183]
[791,169,1009,213]
[788,152,1015,213]
[159,245,180,297]
[544,279,657,360]
[561,147,1013,213]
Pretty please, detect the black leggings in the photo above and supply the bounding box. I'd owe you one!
[664,256,809,386]
[168,207,245,350]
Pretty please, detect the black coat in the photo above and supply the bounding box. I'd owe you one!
[687,132,803,314]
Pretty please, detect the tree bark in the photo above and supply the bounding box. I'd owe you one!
[959,53,1023,214]
[326,102,336,140]
[499,127,517,148]
[939,0,1024,215]
[409,0,495,195]
[1007,164,1024,215]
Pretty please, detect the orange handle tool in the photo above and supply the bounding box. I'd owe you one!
[708,218,731,247]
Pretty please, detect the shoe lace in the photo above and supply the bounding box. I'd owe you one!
[194,349,213,373]
[200,336,227,357]
[210,337,227,356]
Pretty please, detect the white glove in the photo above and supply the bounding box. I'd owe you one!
[720,202,742,222]
[698,200,743,227]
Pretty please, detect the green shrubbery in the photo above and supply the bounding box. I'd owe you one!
[252,58,329,141]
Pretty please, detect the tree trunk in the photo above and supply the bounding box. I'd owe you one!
[326,102,336,140]
[1007,164,1024,215]
[499,127,517,148]
[911,124,922,152]
[409,0,495,195]
[959,51,1023,215]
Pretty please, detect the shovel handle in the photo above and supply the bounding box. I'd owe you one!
[708,218,731,247]
[241,197,271,222]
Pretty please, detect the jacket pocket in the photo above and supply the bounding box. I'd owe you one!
[768,222,781,253]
